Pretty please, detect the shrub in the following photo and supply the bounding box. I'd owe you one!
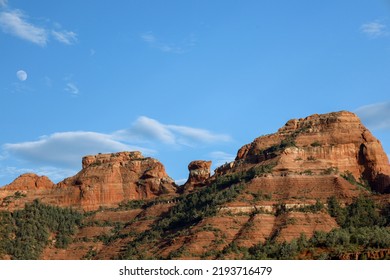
[310,141,322,147]
[344,196,385,228]
[327,196,346,226]
[341,171,356,185]
[302,170,313,175]
[296,200,324,213]
[322,167,338,175]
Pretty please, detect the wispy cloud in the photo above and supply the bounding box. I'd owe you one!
[65,82,79,95]
[52,30,77,45]
[141,32,196,54]
[1,116,231,183]
[355,101,390,130]
[360,21,388,38]
[168,125,231,145]
[2,117,231,173]
[209,151,236,168]
[0,7,77,46]
[115,116,231,146]
[0,9,47,46]
[3,131,154,168]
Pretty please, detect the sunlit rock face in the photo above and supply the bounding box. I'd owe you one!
[234,111,390,193]
[55,152,177,210]
[182,160,212,191]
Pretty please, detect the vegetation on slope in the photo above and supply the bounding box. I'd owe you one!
[1,162,389,260]
[0,199,83,259]
[120,175,245,259]
[119,165,276,259]
[233,196,390,260]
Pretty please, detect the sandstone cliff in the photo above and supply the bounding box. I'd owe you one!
[227,111,390,193]
[54,152,177,210]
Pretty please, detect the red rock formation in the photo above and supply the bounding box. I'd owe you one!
[234,111,390,193]
[183,160,212,191]
[54,152,177,210]
[4,173,54,190]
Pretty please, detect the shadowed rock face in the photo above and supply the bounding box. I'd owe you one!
[234,111,390,193]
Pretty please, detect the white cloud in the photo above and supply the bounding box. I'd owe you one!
[123,116,176,144]
[52,30,77,45]
[141,32,196,54]
[115,116,231,146]
[209,151,236,168]
[168,125,231,145]
[0,8,77,46]
[0,10,47,46]
[2,117,230,183]
[360,21,388,38]
[65,82,79,95]
[3,131,153,168]
[355,101,390,130]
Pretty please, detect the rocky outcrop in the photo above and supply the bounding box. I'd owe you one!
[188,160,212,185]
[4,173,54,190]
[234,111,390,193]
[54,152,177,210]
[0,152,177,211]
[183,160,212,191]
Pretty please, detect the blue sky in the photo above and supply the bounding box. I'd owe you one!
[0,0,389,186]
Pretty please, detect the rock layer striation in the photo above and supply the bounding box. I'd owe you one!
[232,111,390,193]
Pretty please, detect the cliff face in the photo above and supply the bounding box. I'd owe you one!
[54,152,177,210]
[233,111,390,193]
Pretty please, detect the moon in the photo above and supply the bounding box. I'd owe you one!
[16,70,28,81]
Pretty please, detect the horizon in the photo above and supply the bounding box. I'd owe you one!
[1,0,389,186]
